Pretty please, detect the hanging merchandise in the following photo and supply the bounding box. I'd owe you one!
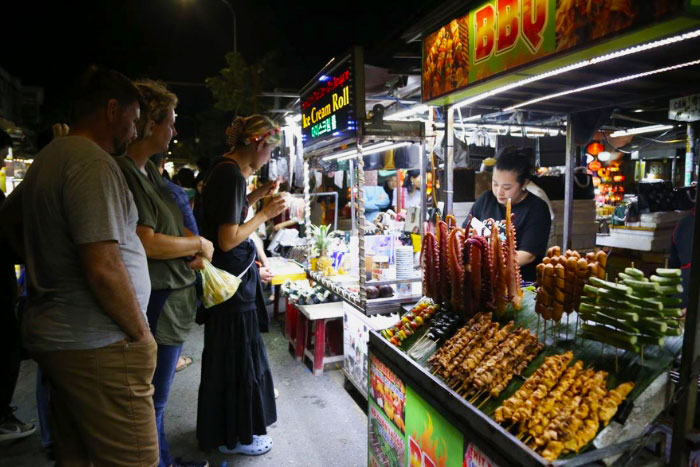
[382,149,396,169]
[394,144,421,169]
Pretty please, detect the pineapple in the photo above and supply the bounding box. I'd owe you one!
[309,224,338,274]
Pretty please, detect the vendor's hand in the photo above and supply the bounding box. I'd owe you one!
[251,180,279,200]
[197,236,214,261]
[258,266,273,283]
[263,196,287,220]
[273,223,283,232]
[187,256,205,270]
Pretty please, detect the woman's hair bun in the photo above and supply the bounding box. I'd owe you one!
[226,117,246,148]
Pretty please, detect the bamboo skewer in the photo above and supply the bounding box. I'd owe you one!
[477,395,491,409]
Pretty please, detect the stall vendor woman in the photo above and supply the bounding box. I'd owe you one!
[462,147,551,282]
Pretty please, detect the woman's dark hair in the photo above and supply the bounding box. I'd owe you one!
[403,170,420,192]
[176,167,196,189]
[69,66,144,123]
[495,146,533,185]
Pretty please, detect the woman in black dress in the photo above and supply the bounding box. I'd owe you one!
[197,115,286,456]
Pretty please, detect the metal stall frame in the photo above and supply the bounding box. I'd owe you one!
[303,128,426,316]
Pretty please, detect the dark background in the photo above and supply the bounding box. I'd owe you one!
[4,0,442,144]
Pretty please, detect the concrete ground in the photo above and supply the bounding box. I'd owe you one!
[0,316,368,467]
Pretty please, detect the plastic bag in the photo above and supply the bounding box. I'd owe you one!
[200,259,241,308]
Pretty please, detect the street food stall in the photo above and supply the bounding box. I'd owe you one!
[294,47,429,394]
[366,1,700,466]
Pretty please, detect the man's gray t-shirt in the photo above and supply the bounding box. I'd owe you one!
[20,136,151,351]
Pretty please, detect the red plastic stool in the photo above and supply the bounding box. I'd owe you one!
[294,303,344,375]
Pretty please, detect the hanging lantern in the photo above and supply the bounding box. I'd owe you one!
[586,141,604,156]
[588,160,602,171]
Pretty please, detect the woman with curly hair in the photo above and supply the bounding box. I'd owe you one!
[197,115,286,456]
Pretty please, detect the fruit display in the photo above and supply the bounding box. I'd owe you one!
[421,203,522,317]
[281,279,340,305]
[578,267,684,353]
[366,285,395,299]
[493,353,634,461]
[381,298,439,347]
[428,312,543,402]
[535,247,608,322]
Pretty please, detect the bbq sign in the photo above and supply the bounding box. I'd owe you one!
[300,51,361,147]
[423,0,685,103]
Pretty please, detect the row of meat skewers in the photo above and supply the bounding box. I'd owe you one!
[428,312,542,407]
[422,201,523,318]
[494,351,633,461]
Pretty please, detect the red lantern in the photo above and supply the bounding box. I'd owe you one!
[586,141,604,156]
[588,160,602,171]
[613,175,625,182]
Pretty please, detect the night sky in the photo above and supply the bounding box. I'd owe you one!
[4,0,441,134]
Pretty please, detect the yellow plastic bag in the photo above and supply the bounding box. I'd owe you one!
[200,259,242,308]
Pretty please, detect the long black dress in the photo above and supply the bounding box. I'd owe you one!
[196,158,276,450]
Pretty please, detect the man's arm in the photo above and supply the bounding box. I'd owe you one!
[78,241,153,343]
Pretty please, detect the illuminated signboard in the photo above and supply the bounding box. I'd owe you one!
[422,0,685,102]
[300,48,363,147]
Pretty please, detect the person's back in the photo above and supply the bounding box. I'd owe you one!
[21,136,150,350]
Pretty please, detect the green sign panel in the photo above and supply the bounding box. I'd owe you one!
[405,386,464,467]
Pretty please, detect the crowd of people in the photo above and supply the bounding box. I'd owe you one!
[0,67,287,467]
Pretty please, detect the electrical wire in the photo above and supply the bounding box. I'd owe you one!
[604,128,675,154]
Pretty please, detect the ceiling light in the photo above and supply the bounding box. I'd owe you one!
[285,114,302,126]
[609,124,674,137]
[321,141,396,162]
[633,109,644,113]
[334,142,413,162]
[598,151,611,161]
[173,139,178,144]
[385,105,429,121]
[505,59,700,111]
[451,28,700,110]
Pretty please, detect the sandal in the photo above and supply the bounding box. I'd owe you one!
[175,356,193,372]
[218,435,273,456]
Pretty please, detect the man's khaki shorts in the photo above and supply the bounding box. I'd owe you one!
[34,339,158,467]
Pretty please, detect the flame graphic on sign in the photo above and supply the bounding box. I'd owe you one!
[409,414,449,467]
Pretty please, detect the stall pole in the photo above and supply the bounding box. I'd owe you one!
[563,116,575,251]
[670,122,700,467]
[304,159,311,260]
[356,138,367,309]
[349,159,357,237]
[445,106,455,215]
[420,142,427,235]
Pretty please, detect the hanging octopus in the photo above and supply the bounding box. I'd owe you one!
[505,199,523,311]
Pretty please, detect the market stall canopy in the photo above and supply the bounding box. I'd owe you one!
[409,1,700,116]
